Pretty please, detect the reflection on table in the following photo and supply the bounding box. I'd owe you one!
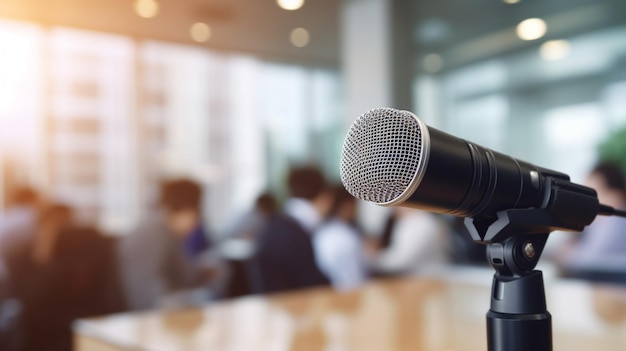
[74,267,626,351]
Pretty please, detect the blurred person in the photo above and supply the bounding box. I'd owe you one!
[220,192,278,297]
[313,184,369,291]
[556,162,626,281]
[2,204,123,351]
[284,165,333,233]
[225,192,278,242]
[372,207,450,277]
[0,187,41,281]
[253,166,330,293]
[1,203,70,298]
[119,179,221,311]
[1,203,72,303]
[0,191,47,351]
[0,187,40,238]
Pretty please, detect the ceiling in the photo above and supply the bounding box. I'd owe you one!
[0,0,340,67]
[1,0,624,72]
[411,0,626,69]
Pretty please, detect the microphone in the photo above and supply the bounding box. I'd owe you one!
[340,107,619,231]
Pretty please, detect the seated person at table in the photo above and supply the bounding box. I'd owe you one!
[3,204,123,351]
[372,207,450,277]
[253,166,330,293]
[313,184,369,291]
[0,187,42,286]
[557,162,626,281]
[119,179,221,310]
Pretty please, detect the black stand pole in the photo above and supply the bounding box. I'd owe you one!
[485,236,552,351]
[464,209,568,351]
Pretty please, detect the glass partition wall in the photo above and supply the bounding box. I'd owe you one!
[0,20,342,234]
[409,0,626,183]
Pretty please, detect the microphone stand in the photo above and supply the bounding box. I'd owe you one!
[464,208,572,351]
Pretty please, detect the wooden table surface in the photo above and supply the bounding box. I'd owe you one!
[74,267,626,351]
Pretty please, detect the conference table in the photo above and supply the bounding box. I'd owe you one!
[74,267,626,351]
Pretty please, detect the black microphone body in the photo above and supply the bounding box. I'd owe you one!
[340,108,599,230]
[408,127,547,217]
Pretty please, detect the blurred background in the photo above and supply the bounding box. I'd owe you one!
[0,0,625,232]
[1,0,626,350]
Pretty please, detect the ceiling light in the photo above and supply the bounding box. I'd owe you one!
[539,40,571,61]
[516,18,547,41]
[277,0,305,11]
[134,0,159,19]
[290,28,309,48]
[503,0,521,4]
[190,22,211,43]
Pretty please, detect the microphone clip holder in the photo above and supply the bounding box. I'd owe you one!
[463,207,575,351]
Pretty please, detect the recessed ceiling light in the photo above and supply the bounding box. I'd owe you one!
[134,0,159,19]
[516,18,547,41]
[290,27,310,47]
[190,22,211,43]
[503,0,521,4]
[540,40,571,61]
[277,0,305,11]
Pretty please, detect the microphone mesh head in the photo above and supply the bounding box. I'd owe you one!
[340,108,426,204]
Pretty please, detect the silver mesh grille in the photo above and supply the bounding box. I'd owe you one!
[340,108,426,204]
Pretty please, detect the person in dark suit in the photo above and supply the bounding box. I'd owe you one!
[252,166,330,293]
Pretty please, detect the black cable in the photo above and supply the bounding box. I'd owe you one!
[598,204,626,218]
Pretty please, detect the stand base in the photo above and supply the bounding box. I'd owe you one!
[487,310,552,351]
[487,270,552,351]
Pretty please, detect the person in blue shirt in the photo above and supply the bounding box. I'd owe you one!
[558,162,626,282]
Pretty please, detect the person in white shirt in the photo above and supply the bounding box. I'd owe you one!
[314,185,368,291]
[283,166,332,233]
[373,207,449,276]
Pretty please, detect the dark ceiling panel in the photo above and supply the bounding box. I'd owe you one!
[0,0,340,67]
